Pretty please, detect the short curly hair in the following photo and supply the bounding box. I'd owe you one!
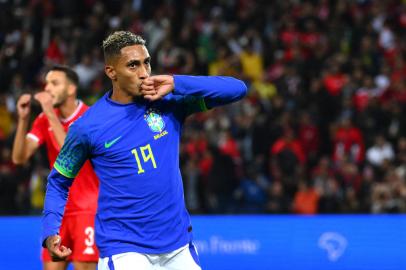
[102,31,146,61]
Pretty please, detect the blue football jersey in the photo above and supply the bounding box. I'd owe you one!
[42,75,247,257]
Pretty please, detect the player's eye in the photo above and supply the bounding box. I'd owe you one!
[127,61,140,68]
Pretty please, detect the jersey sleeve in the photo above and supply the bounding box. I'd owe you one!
[173,75,247,116]
[27,114,45,145]
[182,95,209,116]
[53,121,90,178]
[42,168,74,246]
[42,122,91,245]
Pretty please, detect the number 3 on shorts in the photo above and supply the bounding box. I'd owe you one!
[85,226,95,246]
[82,226,95,256]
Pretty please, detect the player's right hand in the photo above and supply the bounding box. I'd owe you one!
[45,235,72,262]
[16,94,32,120]
[141,75,174,101]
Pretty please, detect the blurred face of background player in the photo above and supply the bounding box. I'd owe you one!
[44,70,76,107]
[105,44,151,98]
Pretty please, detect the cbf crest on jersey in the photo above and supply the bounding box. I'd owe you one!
[144,108,165,133]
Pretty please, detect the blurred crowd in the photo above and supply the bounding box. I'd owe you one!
[0,0,405,215]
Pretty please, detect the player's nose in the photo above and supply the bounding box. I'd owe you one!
[138,65,149,80]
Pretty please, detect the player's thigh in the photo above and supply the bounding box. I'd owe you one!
[72,261,97,270]
[43,261,68,270]
[98,252,153,270]
[162,242,201,270]
[69,214,99,262]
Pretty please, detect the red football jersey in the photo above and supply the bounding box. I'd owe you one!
[27,101,98,215]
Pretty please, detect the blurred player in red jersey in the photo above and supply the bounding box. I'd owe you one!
[12,65,99,270]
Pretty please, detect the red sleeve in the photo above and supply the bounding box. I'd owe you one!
[27,114,46,146]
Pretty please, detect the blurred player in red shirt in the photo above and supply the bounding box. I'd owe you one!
[12,65,99,270]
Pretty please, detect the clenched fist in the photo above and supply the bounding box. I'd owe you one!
[45,235,72,262]
[34,91,54,114]
[16,94,32,120]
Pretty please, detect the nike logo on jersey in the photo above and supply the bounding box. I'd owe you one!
[104,136,122,148]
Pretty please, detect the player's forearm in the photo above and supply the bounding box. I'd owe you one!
[11,118,30,164]
[45,111,66,149]
[42,168,73,246]
[173,75,247,108]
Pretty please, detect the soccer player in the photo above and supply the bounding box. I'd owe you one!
[12,66,99,270]
[42,31,247,270]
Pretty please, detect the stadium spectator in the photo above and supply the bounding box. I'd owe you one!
[332,116,365,165]
[366,134,395,167]
[292,180,320,215]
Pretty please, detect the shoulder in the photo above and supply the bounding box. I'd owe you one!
[37,112,46,120]
[68,116,87,135]
[32,112,47,126]
[77,95,108,122]
[70,94,111,136]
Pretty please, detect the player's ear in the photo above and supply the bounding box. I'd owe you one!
[67,83,76,96]
[105,65,117,81]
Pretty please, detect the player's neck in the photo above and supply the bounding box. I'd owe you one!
[59,98,79,119]
[111,87,141,104]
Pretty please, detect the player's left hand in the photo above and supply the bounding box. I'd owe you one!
[34,91,54,113]
[141,75,174,101]
[45,235,72,262]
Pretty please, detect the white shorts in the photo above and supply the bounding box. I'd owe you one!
[98,242,201,270]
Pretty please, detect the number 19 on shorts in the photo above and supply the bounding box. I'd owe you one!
[131,144,157,174]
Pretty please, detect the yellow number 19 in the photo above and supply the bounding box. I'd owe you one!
[131,144,157,174]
